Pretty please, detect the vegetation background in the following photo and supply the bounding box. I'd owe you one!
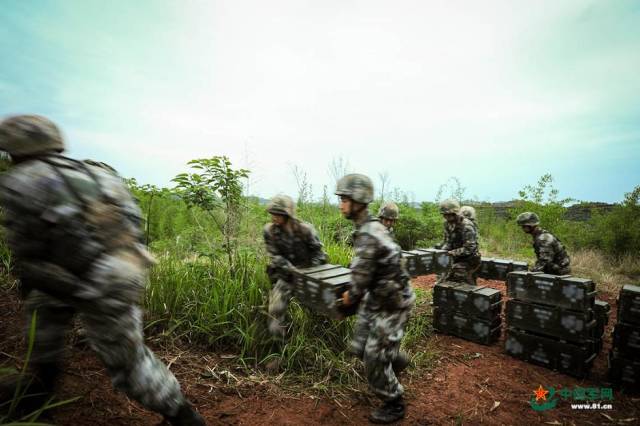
[0,155,638,397]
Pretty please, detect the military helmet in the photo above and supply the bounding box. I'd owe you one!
[266,194,296,218]
[0,115,65,157]
[460,205,476,221]
[439,198,461,215]
[378,202,399,220]
[335,173,374,204]
[516,211,540,226]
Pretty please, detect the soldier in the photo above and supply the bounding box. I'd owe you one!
[460,205,478,233]
[336,174,415,424]
[439,199,481,284]
[516,212,571,275]
[0,115,205,425]
[377,201,399,234]
[264,195,327,342]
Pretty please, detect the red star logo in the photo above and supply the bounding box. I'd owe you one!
[534,385,549,402]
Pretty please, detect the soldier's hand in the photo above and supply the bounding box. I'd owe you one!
[341,290,352,307]
[447,250,455,256]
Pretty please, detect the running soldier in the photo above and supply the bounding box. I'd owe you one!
[0,115,205,425]
[264,195,327,341]
[439,199,481,284]
[337,174,415,424]
[516,212,571,275]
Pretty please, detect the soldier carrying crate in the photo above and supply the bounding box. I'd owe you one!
[516,212,571,275]
[438,199,481,284]
[264,195,327,343]
[336,174,415,424]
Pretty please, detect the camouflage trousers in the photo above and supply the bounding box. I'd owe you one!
[267,278,292,339]
[23,252,185,417]
[442,256,481,285]
[350,298,413,402]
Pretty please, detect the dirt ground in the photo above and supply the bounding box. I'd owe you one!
[1,276,639,426]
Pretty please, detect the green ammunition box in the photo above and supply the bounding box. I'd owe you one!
[506,272,596,311]
[594,299,611,340]
[433,307,501,345]
[492,259,513,281]
[405,249,434,276]
[613,322,640,360]
[417,248,451,273]
[478,258,496,280]
[618,284,640,326]
[432,282,502,321]
[505,328,596,378]
[478,258,529,281]
[401,251,420,277]
[432,281,464,306]
[608,350,640,389]
[292,265,354,318]
[512,261,528,272]
[506,299,597,344]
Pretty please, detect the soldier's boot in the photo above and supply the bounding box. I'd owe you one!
[392,352,410,376]
[165,401,206,426]
[368,397,406,424]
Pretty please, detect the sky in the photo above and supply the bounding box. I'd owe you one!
[1,0,639,203]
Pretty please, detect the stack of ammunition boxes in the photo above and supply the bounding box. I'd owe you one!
[504,272,603,378]
[432,281,502,345]
[609,284,640,389]
[402,248,450,277]
[291,264,355,319]
[477,257,528,281]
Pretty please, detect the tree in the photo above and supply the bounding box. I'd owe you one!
[172,156,250,269]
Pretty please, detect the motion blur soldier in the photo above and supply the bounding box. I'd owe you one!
[460,205,478,233]
[516,212,571,275]
[439,199,481,284]
[337,174,415,424]
[264,195,327,342]
[0,115,205,425]
[377,201,399,235]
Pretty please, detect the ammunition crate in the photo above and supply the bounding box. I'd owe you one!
[432,281,464,306]
[433,307,501,345]
[505,327,596,378]
[618,284,640,326]
[506,272,596,311]
[594,299,611,339]
[417,248,451,274]
[405,249,436,276]
[478,258,528,281]
[292,264,354,319]
[506,299,597,344]
[401,251,420,277]
[608,350,640,389]
[612,322,640,360]
[447,284,502,321]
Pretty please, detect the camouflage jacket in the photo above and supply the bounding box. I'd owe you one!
[263,219,326,276]
[348,215,414,311]
[0,155,150,282]
[440,217,480,261]
[531,229,571,274]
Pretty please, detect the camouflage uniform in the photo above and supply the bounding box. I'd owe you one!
[348,216,415,402]
[531,229,571,275]
[440,217,481,284]
[460,205,478,233]
[0,115,203,425]
[516,212,571,275]
[264,217,326,338]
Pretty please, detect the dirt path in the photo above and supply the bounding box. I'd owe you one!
[1,277,638,425]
